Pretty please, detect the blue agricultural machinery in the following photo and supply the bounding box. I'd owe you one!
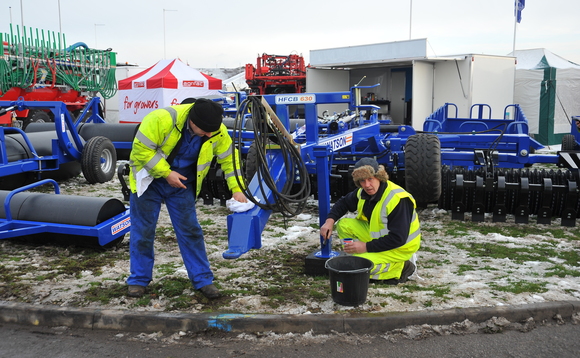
[0,97,137,188]
[192,85,580,274]
[0,98,136,248]
[1,83,578,257]
[0,179,130,248]
[429,104,580,227]
[0,24,136,248]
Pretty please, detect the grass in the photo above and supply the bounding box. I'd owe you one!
[450,241,580,266]
[440,220,575,240]
[545,264,580,278]
[156,262,182,276]
[81,282,126,305]
[456,264,477,275]
[377,292,415,304]
[0,240,128,300]
[1,176,579,314]
[489,280,549,294]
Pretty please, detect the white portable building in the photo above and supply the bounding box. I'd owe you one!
[306,39,516,130]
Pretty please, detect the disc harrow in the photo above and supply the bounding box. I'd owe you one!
[439,166,579,226]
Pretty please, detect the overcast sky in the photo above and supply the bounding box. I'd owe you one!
[3,0,580,69]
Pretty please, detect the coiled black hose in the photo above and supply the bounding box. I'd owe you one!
[232,96,311,217]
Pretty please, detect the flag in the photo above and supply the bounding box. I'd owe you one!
[515,0,525,23]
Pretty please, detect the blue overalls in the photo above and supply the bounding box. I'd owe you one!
[127,126,214,289]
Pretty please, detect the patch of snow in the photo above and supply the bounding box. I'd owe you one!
[1,172,579,316]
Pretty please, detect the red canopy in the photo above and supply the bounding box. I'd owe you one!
[118,59,222,91]
[201,72,222,90]
[117,59,223,123]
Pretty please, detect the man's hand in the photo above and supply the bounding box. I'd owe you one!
[344,241,367,254]
[232,191,248,203]
[165,171,187,189]
[320,218,335,241]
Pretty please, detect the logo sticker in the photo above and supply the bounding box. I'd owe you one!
[320,134,353,152]
[111,217,131,235]
[183,80,204,88]
[275,94,316,104]
[336,281,344,293]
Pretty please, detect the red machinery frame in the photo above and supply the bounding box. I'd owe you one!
[245,53,306,95]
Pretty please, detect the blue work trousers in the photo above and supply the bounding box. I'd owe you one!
[127,180,213,289]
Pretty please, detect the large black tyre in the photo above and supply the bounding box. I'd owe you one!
[562,134,577,151]
[245,142,259,180]
[404,134,442,207]
[22,110,51,130]
[81,136,117,184]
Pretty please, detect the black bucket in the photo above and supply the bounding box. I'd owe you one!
[325,255,373,306]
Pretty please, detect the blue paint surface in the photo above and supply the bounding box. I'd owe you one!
[208,314,256,332]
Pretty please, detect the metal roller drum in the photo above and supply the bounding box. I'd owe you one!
[77,123,139,160]
[21,123,57,133]
[0,131,82,189]
[26,122,139,160]
[3,135,33,161]
[0,190,127,247]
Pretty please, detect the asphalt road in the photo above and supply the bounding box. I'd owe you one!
[1,322,579,358]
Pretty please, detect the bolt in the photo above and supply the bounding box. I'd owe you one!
[520,149,529,156]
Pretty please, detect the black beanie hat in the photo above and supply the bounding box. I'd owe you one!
[188,98,223,132]
[353,157,379,171]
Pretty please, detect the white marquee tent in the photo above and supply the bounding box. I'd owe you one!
[511,49,580,145]
[118,59,223,123]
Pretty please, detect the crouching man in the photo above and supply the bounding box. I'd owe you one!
[320,158,420,284]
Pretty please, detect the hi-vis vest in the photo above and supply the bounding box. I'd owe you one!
[129,103,243,197]
[355,181,421,246]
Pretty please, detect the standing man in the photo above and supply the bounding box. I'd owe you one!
[126,98,247,299]
[320,158,420,284]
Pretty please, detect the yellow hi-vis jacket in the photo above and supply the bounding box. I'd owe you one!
[355,181,421,248]
[128,103,244,197]
[352,181,421,279]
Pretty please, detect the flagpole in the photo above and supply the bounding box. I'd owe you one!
[512,5,517,54]
[409,0,412,40]
[513,0,525,54]
[512,1,519,112]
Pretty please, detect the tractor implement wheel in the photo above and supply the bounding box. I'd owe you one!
[245,142,259,181]
[562,134,577,151]
[81,136,117,184]
[404,134,442,207]
[22,110,51,130]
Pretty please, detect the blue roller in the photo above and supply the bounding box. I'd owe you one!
[0,180,130,247]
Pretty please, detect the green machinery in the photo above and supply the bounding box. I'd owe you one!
[0,24,117,127]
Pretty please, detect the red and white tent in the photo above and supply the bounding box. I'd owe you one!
[118,58,223,123]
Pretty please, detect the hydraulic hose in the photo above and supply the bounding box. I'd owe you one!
[232,96,311,217]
